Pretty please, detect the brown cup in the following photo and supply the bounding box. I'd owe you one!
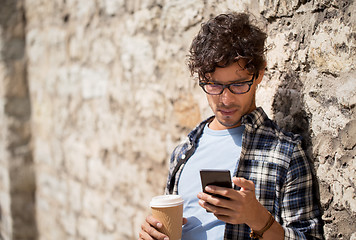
[150,195,184,240]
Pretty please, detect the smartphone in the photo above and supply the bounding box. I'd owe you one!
[200,169,232,200]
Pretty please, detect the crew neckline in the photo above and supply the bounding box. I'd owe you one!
[204,124,244,136]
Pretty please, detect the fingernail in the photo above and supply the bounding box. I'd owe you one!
[156,222,162,228]
[197,193,202,198]
[205,186,212,191]
[164,238,169,240]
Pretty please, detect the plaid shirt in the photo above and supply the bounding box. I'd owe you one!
[165,107,324,239]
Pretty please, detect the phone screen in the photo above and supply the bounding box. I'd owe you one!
[200,169,232,200]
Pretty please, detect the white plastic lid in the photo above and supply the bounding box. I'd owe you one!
[150,195,184,208]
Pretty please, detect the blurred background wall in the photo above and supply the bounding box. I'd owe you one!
[0,0,355,239]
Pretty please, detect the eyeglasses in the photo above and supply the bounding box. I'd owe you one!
[199,73,258,95]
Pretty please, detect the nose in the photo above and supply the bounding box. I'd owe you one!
[220,87,235,105]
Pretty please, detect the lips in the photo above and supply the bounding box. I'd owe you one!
[218,109,237,116]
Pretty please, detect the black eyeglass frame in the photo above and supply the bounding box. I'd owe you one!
[199,73,258,95]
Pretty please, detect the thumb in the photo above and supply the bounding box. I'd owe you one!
[232,177,255,191]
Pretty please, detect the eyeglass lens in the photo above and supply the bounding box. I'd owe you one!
[204,83,251,94]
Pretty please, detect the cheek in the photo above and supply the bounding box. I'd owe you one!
[240,91,257,111]
[242,92,254,103]
[206,95,217,108]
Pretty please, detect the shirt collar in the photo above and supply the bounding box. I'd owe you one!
[187,116,214,145]
[241,107,267,128]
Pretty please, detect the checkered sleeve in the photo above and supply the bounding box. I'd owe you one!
[281,143,324,240]
[165,137,193,195]
[165,141,186,195]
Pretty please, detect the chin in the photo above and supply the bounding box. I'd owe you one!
[218,118,241,128]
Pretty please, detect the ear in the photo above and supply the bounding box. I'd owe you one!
[255,61,266,85]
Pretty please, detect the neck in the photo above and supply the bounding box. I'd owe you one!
[208,118,241,130]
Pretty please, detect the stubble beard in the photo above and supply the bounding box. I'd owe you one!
[215,104,242,128]
[216,114,242,128]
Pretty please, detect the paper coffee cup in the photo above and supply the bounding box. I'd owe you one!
[150,195,184,240]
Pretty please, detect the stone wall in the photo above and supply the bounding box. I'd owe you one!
[0,0,355,239]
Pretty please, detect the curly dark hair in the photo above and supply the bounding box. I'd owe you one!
[188,12,267,80]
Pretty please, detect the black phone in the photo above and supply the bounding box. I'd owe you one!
[200,169,232,200]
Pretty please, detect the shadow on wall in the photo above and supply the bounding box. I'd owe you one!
[272,71,312,153]
[271,70,323,215]
[0,205,3,240]
[0,0,38,239]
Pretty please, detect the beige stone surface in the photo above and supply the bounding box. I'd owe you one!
[0,0,355,239]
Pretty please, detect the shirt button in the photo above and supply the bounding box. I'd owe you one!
[181,154,186,159]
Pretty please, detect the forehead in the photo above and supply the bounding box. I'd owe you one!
[208,60,252,82]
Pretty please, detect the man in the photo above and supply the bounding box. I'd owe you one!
[139,12,324,240]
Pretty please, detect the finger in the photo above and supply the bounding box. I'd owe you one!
[198,199,216,212]
[141,218,168,240]
[204,185,234,199]
[232,177,255,191]
[198,197,231,213]
[199,189,244,212]
[198,191,231,207]
[197,192,209,200]
[146,215,163,229]
[198,199,244,225]
[139,229,154,240]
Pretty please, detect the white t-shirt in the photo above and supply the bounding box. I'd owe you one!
[178,124,244,240]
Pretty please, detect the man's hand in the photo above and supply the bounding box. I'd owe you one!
[197,177,269,230]
[139,215,169,240]
[139,215,188,240]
